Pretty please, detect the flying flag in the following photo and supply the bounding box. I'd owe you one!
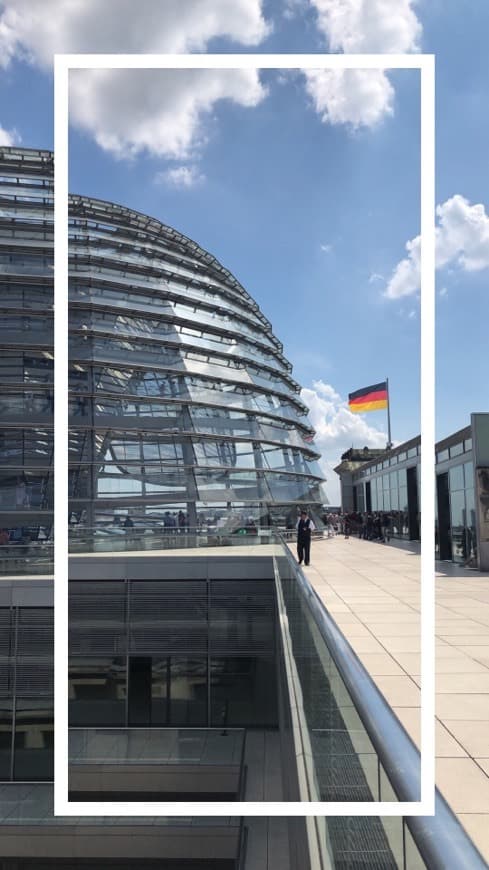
[348,382,388,413]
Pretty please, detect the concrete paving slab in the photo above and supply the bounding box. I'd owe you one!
[457,815,489,866]
[435,759,489,813]
[443,722,489,758]
[436,694,489,720]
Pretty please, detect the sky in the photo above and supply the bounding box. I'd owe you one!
[1,0,488,504]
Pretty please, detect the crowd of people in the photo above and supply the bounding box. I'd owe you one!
[322,510,408,543]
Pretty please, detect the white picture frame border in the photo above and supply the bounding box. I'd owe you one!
[54,52,435,817]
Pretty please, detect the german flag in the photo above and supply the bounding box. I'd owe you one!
[348,382,388,413]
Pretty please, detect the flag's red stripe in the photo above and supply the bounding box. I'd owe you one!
[349,389,388,405]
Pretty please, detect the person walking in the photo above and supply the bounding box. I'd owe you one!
[123,514,135,549]
[382,512,391,543]
[296,510,315,566]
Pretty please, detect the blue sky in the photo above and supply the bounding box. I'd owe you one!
[1,0,487,503]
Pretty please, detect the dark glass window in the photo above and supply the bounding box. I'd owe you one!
[450,489,466,564]
[0,702,12,780]
[437,449,449,463]
[14,698,53,780]
[0,392,53,419]
[465,488,477,561]
[126,656,207,727]
[68,657,126,726]
[0,429,53,466]
[168,657,207,726]
[0,471,53,511]
[210,656,277,727]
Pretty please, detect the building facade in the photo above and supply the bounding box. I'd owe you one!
[336,413,489,570]
[0,148,54,544]
[0,146,326,548]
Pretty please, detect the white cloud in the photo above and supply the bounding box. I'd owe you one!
[320,242,333,252]
[70,67,266,159]
[304,67,394,129]
[0,0,269,158]
[436,194,489,271]
[0,124,20,146]
[309,0,421,53]
[385,194,489,299]
[155,164,205,188]
[304,0,421,128]
[439,286,448,297]
[0,0,270,66]
[302,379,387,503]
[384,234,421,299]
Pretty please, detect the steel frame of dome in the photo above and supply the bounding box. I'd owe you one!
[0,146,326,538]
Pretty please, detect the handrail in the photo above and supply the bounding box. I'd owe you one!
[276,538,487,870]
[68,727,246,768]
[0,541,53,575]
[68,526,280,554]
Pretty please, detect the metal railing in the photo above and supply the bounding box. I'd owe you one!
[0,541,53,575]
[0,523,282,574]
[68,524,278,554]
[69,727,245,768]
[274,542,487,870]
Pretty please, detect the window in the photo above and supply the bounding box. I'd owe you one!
[69,657,126,726]
[210,657,277,727]
[450,442,463,458]
[0,702,12,781]
[449,464,464,492]
[14,698,53,780]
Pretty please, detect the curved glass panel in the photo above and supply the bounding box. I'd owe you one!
[0,147,327,544]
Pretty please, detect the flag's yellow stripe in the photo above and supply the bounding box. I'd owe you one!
[349,399,388,413]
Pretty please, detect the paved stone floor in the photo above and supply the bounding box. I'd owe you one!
[303,535,489,863]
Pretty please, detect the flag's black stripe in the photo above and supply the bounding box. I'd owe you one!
[348,382,387,401]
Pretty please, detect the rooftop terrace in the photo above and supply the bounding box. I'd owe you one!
[302,534,489,863]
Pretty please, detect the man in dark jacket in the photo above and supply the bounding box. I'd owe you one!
[296,510,316,566]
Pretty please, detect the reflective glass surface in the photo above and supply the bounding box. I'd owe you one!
[0,148,325,552]
[449,461,477,564]
[13,699,53,780]
[0,701,12,780]
[69,657,127,726]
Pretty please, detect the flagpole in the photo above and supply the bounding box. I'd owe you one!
[386,377,392,449]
